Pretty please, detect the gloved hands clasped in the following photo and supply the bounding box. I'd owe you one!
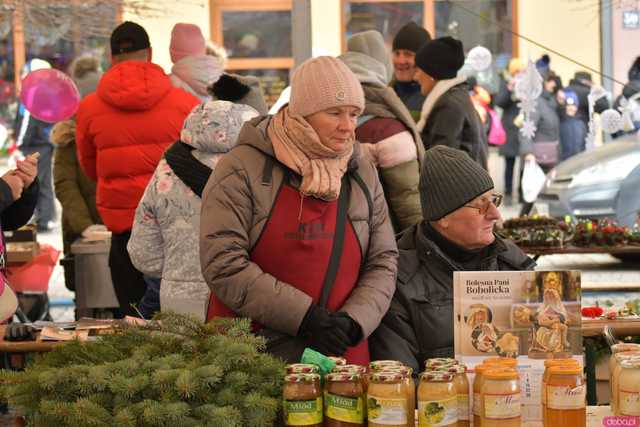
[297,304,363,356]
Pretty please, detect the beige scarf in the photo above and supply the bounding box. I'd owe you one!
[268,107,353,201]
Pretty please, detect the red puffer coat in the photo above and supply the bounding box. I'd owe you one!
[76,61,199,233]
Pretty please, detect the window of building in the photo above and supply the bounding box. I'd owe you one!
[211,0,293,107]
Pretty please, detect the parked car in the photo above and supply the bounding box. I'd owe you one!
[537,133,640,228]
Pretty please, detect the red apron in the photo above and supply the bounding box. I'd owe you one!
[208,180,369,364]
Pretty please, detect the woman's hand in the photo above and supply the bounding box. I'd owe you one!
[15,154,38,187]
[1,171,24,201]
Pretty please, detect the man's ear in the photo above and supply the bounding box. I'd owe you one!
[433,217,449,230]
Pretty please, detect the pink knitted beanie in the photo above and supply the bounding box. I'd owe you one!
[170,23,206,63]
[289,56,364,117]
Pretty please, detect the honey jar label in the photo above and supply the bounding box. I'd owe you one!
[547,385,586,410]
[472,392,481,416]
[619,390,640,416]
[367,395,408,425]
[457,394,470,420]
[418,397,457,426]
[484,393,521,419]
[284,397,323,425]
[326,393,364,423]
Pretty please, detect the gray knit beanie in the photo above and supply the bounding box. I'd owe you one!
[420,146,494,221]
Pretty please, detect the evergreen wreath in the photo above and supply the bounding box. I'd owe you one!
[0,312,285,427]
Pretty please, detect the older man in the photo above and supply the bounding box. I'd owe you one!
[414,36,488,169]
[370,146,535,373]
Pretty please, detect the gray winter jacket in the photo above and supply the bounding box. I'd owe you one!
[519,91,561,157]
[369,222,535,374]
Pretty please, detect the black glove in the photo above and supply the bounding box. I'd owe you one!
[332,312,362,346]
[4,324,36,341]
[297,305,351,356]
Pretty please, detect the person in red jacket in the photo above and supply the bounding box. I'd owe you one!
[75,21,199,318]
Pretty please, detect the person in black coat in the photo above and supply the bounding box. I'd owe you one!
[0,154,39,244]
[414,37,488,169]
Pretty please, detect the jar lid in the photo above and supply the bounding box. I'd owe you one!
[544,358,579,368]
[483,368,519,380]
[285,373,321,383]
[333,364,367,374]
[421,371,453,382]
[548,366,583,375]
[483,357,517,367]
[616,351,640,360]
[379,365,412,376]
[369,360,404,371]
[474,364,492,374]
[620,359,640,369]
[425,358,458,368]
[326,372,362,382]
[370,372,404,383]
[437,364,466,374]
[612,343,640,354]
[328,356,347,366]
[286,363,319,374]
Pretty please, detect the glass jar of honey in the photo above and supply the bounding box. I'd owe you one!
[541,358,580,425]
[417,371,457,427]
[283,373,323,426]
[611,352,640,414]
[545,365,585,427]
[367,372,409,427]
[473,364,493,427]
[615,358,640,416]
[440,364,470,427]
[481,368,521,427]
[378,366,415,427]
[333,364,369,391]
[325,372,365,426]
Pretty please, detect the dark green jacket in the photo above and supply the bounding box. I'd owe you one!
[51,120,101,253]
[369,222,535,373]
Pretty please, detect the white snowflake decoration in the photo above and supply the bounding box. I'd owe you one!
[600,108,624,134]
[619,92,640,132]
[515,60,543,139]
[467,46,492,72]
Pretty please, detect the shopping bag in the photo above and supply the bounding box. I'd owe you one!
[487,109,506,146]
[521,159,547,203]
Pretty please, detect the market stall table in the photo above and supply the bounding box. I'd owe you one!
[522,244,640,260]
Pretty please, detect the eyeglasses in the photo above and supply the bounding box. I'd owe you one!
[463,193,503,215]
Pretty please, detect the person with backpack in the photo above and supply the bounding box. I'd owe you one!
[199,56,398,364]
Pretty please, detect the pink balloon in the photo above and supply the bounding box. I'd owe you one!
[20,69,80,123]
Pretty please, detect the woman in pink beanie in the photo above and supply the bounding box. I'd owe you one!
[169,23,223,102]
[199,56,398,366]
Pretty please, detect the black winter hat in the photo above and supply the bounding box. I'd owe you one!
[392,22,431,53]
[415,36,465,80]
[110,21,150,55]
[420,146,494,221]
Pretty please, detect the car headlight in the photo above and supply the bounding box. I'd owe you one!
[569,152,640,188]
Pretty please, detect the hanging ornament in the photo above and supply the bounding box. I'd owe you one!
[585,86,608,149]
[515,60,543,139]
[600,108,624,134]
[467,46,493,72]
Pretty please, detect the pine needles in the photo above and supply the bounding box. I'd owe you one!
[0,312,285,426]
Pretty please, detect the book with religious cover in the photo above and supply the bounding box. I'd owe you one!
[453,270,583,422]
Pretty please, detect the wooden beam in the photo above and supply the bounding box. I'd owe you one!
[424,0,435,37]
[512,0,519,58]
[12,0,25,94]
